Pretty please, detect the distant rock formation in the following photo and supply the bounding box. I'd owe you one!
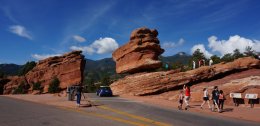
[112,27,164,74]
[4,51,85,94]
[110,57,260,96]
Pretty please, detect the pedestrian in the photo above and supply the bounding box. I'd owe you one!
[178,90,184,110]
[218,90,225,112]
[75,86,85,107]
[183,85,191,110]
[211,86,220,112]
[209,59,213,66]
[201,88,211,110]
[192,61,196,69]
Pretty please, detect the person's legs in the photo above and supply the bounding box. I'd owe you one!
[201,100,205,109]
[207,100,211,109]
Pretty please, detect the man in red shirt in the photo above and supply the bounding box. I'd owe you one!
[183,84,191,110]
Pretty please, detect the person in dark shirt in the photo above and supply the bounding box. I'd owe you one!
[75,86,85,107]
[211,86,220,112]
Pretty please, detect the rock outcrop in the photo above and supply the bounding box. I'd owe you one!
[110,57,260,96]
[4,51,85,94]
[112,27,164,74]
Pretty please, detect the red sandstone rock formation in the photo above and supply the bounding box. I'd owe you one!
[112,27,164,74]
[4,51,85,94]
[110,57,260,96]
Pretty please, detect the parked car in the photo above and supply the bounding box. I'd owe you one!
[96,86,113,97]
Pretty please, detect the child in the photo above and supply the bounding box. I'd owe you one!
[178,90,184,110]
[201,88,211,110]
[218,90,225,112]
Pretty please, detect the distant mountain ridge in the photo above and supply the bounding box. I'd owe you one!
[0,64,22,75]
[0,52,191,81]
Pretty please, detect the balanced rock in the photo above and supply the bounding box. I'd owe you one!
[112,27,164,74]
[4,51,85,94]
[110,57,260,96]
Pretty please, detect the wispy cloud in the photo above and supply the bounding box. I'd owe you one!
[73,35,86,43]
[162,38,185,49]
[70,37,119,55]
[9,25,33,40]
[31,53,61,60]
[61,2,115,46]
[1,6,19,23]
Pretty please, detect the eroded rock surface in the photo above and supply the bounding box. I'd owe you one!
[112,27,164,74]
[4,51,85,94]
[110,57,260,96]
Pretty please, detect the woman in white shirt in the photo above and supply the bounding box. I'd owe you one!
[201,88,211,109]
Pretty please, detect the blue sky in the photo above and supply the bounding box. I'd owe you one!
[0,0,260,64]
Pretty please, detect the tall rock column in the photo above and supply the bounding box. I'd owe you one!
[112,27,164,74]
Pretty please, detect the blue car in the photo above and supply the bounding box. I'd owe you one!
[96,86,113,97]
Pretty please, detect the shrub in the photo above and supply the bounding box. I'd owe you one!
[48,77,60,93]
[32,82,43,92]
[13,81,30,94]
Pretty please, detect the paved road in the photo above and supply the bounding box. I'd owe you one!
[85,93,259,126]
[1,94,259,126]
[0,96,132,126]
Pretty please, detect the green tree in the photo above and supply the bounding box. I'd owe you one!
[13,81,30,94]
[221,53,234,62]
[210,55,221,64]
[190,49,206,68]
[101,75,111,86]
[0,70,4,78]
[18,61,36,76]
[33,82,42,90]
[233,49,244,59]
[48,77,60,93]
[244,46,257,57]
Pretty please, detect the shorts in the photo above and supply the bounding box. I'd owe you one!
[179,100,183,104]
[203,97,209,101]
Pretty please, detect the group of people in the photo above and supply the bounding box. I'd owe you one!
[178,85,226,113]
[192,59,214,69]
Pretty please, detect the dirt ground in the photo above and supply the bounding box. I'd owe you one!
[3,93,260,123]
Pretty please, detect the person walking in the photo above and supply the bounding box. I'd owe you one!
[75,86,85,107]
[183,85,191,110]
[178,90,184,110]
[193,60,196,69]
[201,88,211,110]
[218,90,225,112]
[211,86,220,112]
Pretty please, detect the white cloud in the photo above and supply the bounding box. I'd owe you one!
[70,37,119,55]
[31,54,61,60]
[9,25,32,40]
[73,35,86,43]
[208,35,260,56]
[91,37,119,54]
[162,38,185,48]
[191,44,213,58]
[70,46,95,55]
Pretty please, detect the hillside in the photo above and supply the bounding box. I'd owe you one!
[0,64,22,76]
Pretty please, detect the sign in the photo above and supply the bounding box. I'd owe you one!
[230,93,242,98]
[245,94,258,99]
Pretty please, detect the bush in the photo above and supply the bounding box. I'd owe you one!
[48,77,60,93]
[18,61,36,76]
[32,82,43,92]
[13,81,30,94]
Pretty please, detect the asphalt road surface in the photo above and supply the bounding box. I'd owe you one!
[0,94,259,126]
